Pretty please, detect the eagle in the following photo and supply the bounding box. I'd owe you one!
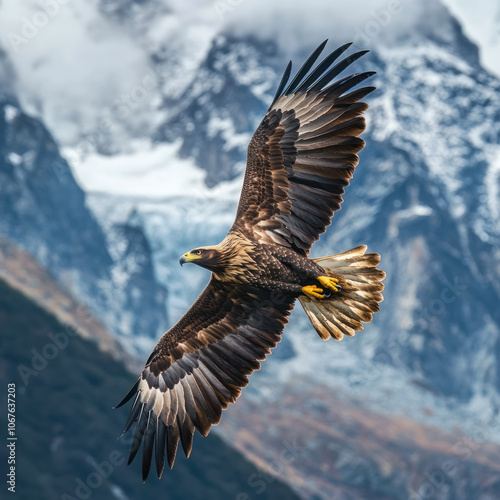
[117,40,385,480]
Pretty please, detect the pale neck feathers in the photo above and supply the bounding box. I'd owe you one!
[211,233,259,282]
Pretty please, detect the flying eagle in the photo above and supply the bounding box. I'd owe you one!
[117,40,385,480]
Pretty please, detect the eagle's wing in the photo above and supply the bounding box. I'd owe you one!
[231,41,375,254]
[117,277,294,480]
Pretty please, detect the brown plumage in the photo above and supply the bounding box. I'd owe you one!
[117,40,385,481]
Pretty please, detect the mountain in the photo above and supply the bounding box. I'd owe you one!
[2,0,500,497]
[155,35,277,186]
[0,234,137,370]
[0,277,301,500]
[442,0,500,76]
[0,94,168,354]
[83,0,500,408]
[222,379,500,500]
[74,1,500,496]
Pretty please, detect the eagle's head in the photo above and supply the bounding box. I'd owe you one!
[179,247,225,272]
[179,235,251,278]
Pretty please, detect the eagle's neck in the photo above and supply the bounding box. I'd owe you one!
[211,233,259,283]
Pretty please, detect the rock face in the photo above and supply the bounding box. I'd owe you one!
[220,378,500,500]
[0,97,167,354]
[155,35,278,186]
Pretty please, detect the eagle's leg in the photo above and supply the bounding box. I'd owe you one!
[316,276,341,293]
[269,247,342,297]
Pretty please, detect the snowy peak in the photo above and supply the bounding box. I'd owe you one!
[156,35,278,185]
[0,98,167,356]
[443,0,500,77]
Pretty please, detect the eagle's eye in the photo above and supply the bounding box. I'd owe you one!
[195,249,203,256]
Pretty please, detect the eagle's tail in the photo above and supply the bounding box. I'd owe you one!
[299,245,385,341]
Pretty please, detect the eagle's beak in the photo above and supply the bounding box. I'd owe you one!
[179,252,201,266]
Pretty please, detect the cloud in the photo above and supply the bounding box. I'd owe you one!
[0,0,153,145]
[220,0,422,54]
[0,0,493,152]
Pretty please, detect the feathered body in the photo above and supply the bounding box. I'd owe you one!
[117,41,385,481]
[193,231,322,291]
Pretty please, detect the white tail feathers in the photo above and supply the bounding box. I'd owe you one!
[298,245,385,341]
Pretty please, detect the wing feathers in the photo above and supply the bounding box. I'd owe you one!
[128,406,147,465]
[142,413,156,481]
[122,393,141,434]
[311,50,370,91]
[232,41,374,253]
[179,413,195,458]
[119,280,294,477]
[166,423,180,469]
[155,419,166,478]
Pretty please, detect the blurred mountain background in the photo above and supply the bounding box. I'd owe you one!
[1,0,500,499]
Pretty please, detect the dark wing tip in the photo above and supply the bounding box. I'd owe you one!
[294,41,354,94]
[271,41,373,108]
[142,414,156,482]
[310,50,372,92]
[114,377,140,409]
[155,420,167,478]
[270,60,292,108]
[327,71,377,96]
[282,39,329,96]
[127,406,148,466]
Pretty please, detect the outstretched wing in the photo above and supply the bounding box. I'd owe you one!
[231,41,375,254]
[117,278,294,480]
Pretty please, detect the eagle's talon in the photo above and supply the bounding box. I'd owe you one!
[317,276,341,293]
[302,285,325,299]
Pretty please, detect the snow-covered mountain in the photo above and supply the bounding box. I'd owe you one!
[0,48,168,353]
[75,0,500,409]
[443,0,500,77]
[2,0,500,497]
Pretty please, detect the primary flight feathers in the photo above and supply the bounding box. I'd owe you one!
[117,40,384,481]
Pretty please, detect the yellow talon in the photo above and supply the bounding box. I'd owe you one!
[317,276,341,293]
[302,285,325,299]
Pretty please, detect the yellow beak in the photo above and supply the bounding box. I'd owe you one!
[179,252,202,266]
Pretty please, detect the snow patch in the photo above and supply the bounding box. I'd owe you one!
[7,152,22,165]
[485,149,500,220]
[68,141,240,200]
[4,104,18,122]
